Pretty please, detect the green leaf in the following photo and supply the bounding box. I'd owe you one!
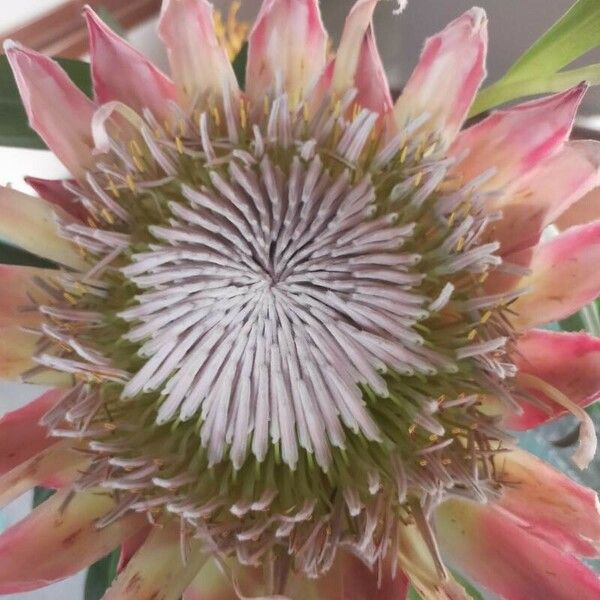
[471,63,600,116]
[407,587,421,600]
[0,241,56,268]
[232,42,248,89]
[84,548,120,600]
[453,571,485,600]
[471,0,600,115]
[504,0,600,82]
[32,486,55,508]
[560,311,585,333]
[0,56,92,149]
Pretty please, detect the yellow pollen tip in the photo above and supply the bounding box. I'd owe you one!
[399,146,408,164]
[126,174,136,192]
[107,178,120,198]
[101,208,115,224]
[480,311,492,324]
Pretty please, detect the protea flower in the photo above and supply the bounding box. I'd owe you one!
[0,1,599,598]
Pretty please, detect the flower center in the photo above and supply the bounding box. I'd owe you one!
[32,91,518,575]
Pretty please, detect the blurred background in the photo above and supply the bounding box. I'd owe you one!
[0,1,597,598]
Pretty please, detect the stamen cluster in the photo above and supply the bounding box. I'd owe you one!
[31,90,518,575]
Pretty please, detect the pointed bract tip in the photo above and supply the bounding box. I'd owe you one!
[3,39,22,54]
[468,7,488,32]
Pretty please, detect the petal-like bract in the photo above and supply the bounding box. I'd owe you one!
[4,42,95,178]
[246,0,327,105]
[0,264,52,328]
[85,7,177,121]
[496,449,600,557]
[451,84,586,190]
[395,8,488,148]
[159,0,239,111]
[507,329,600,429]
[511,220,600,328]
[489,140,600,255]
[0,489,146,593]
[332,0,393,113]
[0,388,62,475]
[104,525,207,600]
[0,186,87,269]
[436,499,600,600]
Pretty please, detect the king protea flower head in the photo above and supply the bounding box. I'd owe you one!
[0,1,599,598]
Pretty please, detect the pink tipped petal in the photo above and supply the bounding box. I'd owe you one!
[0,186,87,270]
[557,186,600,229]
[451,84,587,191]
[353,25,394,114]
[496,449,600,557]
[4,41,95,178]
[159,0,239,111]
[0,442,85,508]
[0,488,146,593]
[0,264,53,328]
[0,388,63,475]
[395,8,488,148]
[511,220,600,329]
[24,176,88,222]
[0,327,71,386]
[84,7,177,121]
[436,499,600,600]
[246,0,327,105]
[506,329,600,430]
[104,525,207,600]
[489,140,600,255]
[332,0,393,113]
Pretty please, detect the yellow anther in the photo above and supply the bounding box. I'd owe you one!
[263,96,270,117]
[74,281,88,295]
[448,211,457,227]
[413,171,423,188]
[422,142,437,158]
[129,139,143,157]
[126,174,136,192]
[467,328,478,341]
[303,102,310,124]
[101,208,115,224]
[333,99,342,118]
[399,145,408,164]
[176,137,185,154]
[428,434,439,442]
[479,271,490,283]
[211,106,221,127]
[418,459,428,467]
[408,424,417,435]
[239,100,247,130]
[455,236,465,252]
[132,155,146,172]
[107,177,120,198]
[480,310,492,324]
[63,293,77,305]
